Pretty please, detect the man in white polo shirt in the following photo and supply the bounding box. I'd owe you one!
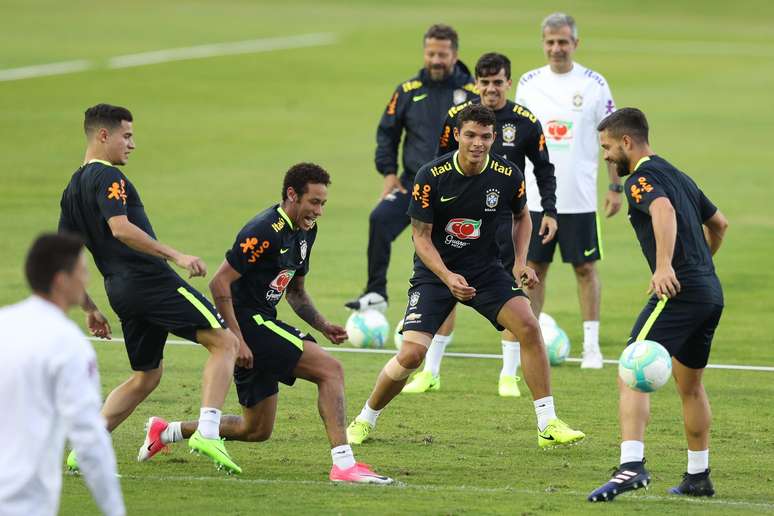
[0,233,125,516]
[515,13,623,368]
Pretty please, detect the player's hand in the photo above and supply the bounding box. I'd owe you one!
[235,338,253,369]
[648,265,681,299]
[380,173,407,200]
[539,214,558,244]
[515,265,540,289]
[322,322,348,345]
[175,254,207,278]
[604,191,623,218]
[86,310,112,339]
[444,272,476,301]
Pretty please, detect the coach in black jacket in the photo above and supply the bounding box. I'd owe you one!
[346,24,476,311]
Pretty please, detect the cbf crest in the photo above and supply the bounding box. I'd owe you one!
[409,291,420,308]
[502,123,516,146]
[299,240,307,261]
[485,188,500,211]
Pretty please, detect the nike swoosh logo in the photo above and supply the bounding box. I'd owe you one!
[539,434,555,440]
[413,93,428,102]
[512,286,522,291]
[440,195,457,202]
[583,248,597,256]
[280,248,289,254]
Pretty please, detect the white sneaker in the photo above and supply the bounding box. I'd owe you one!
[345,292,387,313]
[581,350,604,369]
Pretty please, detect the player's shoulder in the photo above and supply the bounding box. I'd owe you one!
[239,205,287,238]
[418,152,455,180]
[573,62,611,89]
[517,65,549,87]
[84,160,123,178]
[488,153,522,179]
[505,100,539,125]
[447,98,477,119]
[396,72,424,95]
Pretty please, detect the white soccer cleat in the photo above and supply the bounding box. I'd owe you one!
[345,292,387,313]
[581,350,604,369]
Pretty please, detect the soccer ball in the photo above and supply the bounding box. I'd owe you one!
[618,340,672,392]
[345,309,389,349]
[393,317,404,350]
[539,312,558,330]
[542,323,570,366]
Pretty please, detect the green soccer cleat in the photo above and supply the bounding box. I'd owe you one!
[498,375,521,397]
[538,418,586,449]
[346,418,374,445]
[188,430,242,475]
[402,371,440,393]
[66,450,79,473]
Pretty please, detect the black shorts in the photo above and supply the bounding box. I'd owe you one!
[527,211,602,264]
[233,309,315,407]
[402,266,528,335]
[628,295,723,369]
[105,272,225,371]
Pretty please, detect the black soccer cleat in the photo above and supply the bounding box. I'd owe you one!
[669,468,715,497]
[344,292,387,312]
[587,460,651,502]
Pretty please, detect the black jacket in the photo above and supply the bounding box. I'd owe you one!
[375,62,476,181]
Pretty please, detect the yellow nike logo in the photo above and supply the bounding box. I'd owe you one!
[280,248,290,254]
[413,93,428,102]
[583,248,597,257]
[440,195,457,203]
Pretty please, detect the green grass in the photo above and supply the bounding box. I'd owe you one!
[2,0,774,514]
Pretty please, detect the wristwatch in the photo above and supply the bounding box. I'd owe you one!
[608,183,623,193]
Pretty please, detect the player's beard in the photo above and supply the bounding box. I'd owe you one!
[615,158,630,177]
[428,64,452,81]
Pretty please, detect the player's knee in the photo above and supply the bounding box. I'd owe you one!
[319,356,345,385]
[396,345,425,370]
[132,368,162,394]
[573,262,596,280]
[245,425,273,442]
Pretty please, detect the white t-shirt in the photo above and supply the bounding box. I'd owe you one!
[515,62,615,213]
[0,296,125,516]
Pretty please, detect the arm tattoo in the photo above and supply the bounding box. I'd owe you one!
[285,277,326,331]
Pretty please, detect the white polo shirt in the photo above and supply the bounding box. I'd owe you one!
[0,296,125,516]
[515,62,616,214]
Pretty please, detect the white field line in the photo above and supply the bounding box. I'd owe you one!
[116,474,774,510]
[0,59,92,81]
[107,32,336,69]
[0,33,336,82]
[87,337,774,373]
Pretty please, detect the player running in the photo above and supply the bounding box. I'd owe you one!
[347,104,584,449]
[59,104,240,474]
[140,163,392,484]
[588,108,727,501]
[404,52,557,397]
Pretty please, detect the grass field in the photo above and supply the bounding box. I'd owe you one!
[2,0,774,514]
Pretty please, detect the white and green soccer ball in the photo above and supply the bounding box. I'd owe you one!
[618,340,672,392]
[393,317,404,350]
[345,309,389,349]
[539,312,558,330]
[542,323,571,366]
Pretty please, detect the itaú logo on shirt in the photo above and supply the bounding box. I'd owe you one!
[445,218,481,240]
[546,120,574,141]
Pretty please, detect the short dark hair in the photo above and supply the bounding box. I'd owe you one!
[475,52,511,79]
[597,107,650,143]
[424,24,459,50]
[457,103,496,130]
[282,163,331,201]
[84,103,133,135]
[25,233,84,294]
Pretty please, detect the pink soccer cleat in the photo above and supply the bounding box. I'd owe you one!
[329,462,394,485]
[137,416,170,462]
